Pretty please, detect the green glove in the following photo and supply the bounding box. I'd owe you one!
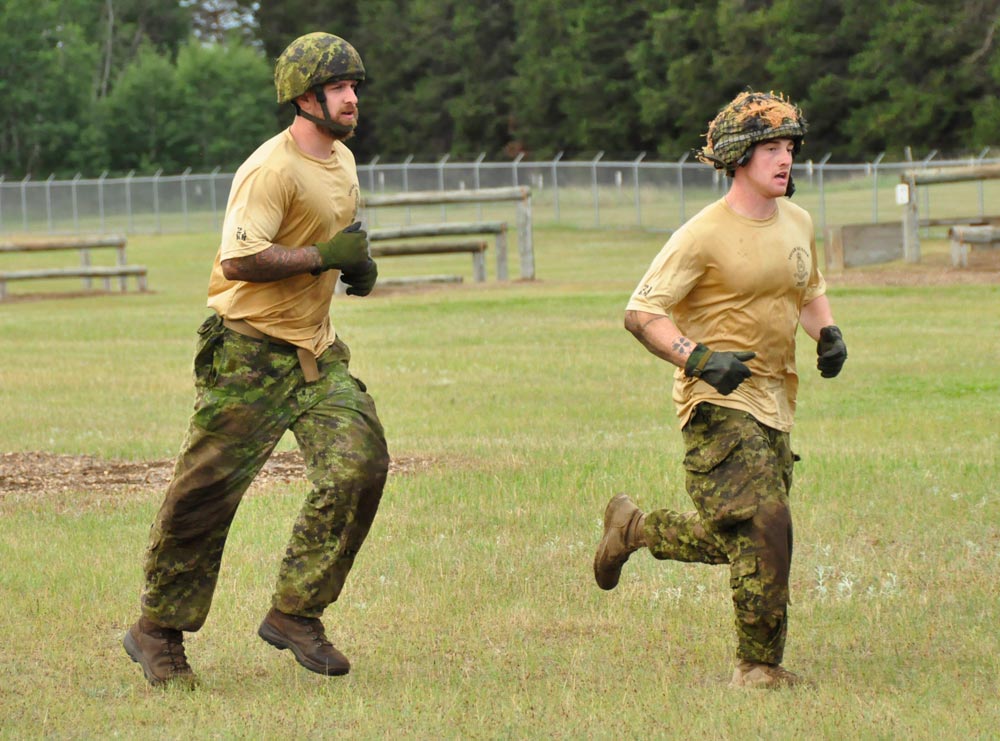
[340,258,378,296]
[314,222,369,274]
[816,325,847,378]
[684,343,756,395]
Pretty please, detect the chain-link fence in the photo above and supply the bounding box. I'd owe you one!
[2,150,998,238]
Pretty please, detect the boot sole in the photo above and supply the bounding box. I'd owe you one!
[258,622,350,676]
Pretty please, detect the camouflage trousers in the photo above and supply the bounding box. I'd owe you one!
[141,314,390,631]
[644,403,795,665]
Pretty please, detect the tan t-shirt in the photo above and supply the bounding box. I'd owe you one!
[206,129,362,356]
[626,197,826,432]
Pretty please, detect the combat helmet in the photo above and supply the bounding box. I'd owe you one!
[274,32,365,136]
[696,90,807,174]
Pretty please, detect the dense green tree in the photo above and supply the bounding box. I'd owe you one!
[0,0,100,176]
[446,0,517,157]
[174,41,277,170]
[356,0,463,158]
[509,0,577,157]
[630,0,724,158]
[99,45,185,173]
[969,14,1000,148]
[843,0,996,158]
[557,0,651,155]
[4,0,1000,177]
[235,0,359,61]
[764,0,875,160]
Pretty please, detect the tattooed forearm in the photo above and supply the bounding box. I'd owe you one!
[624,309,692,366]
[222,244,323,282]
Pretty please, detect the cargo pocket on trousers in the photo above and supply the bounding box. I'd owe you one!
[729,552,758,590]
[193,314,224,388]
[683,426,760,527]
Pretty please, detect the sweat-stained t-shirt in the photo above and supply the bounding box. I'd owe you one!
[206,129,362,358]
[626,197,826,432]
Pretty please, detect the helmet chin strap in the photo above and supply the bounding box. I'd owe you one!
[296,85,356,137]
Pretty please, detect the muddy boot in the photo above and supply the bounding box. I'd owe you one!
[593,493,646,590]
[730,660,810,689]
[123,617,197,688]
[258,608,351,676]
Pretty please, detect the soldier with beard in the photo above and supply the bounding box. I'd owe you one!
[124,32,389,686]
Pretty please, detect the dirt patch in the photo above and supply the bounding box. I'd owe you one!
[0,450,434,509]
[826,246,1000,287]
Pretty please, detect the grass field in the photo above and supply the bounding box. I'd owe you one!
[1,224,998,738]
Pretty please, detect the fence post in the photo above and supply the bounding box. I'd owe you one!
[552,151,564,223]
[517,187,535,281]
[677,152,690,226]
[403,154,413,224]
[512,151,524,187]
[20,174,30,232]
[591,151,604,227]
[633,152,646,228]
[817,153,832,243]
[181,167,191,231]
[71,173,81,232]
[474,152,485,220]
[977,146,990,218]
[98,171,107,233]
[45,173,55,232]
[902,171,920,263]
[437,154,449,220]
[153,169,163,234]
[0,175,5,233]
[870,152,885,223]
[367,154,379,194]
[210,166,220,232]
[919,150,937,236]
[125,170,135,233]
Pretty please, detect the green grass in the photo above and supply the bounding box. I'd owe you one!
[1,226,998,738]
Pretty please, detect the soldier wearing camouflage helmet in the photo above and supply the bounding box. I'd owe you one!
[124,31,388,687]
[593,89,847,689]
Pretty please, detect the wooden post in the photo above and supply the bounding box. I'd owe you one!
[495,228,509,281]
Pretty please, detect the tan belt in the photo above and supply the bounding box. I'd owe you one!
[222,318,320,383]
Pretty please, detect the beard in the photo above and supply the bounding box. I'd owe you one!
[300,107,359,141]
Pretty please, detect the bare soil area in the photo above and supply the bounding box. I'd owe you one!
[0,450,433,509]
[825,245,1000,287]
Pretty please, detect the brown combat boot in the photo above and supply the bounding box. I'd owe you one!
[593,493,647,590]
[258,608,351,676]
[730,660,810,689]
[123,617,197,688]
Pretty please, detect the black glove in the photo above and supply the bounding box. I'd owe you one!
[340,258,378,296]
[684,343,756,395]
[314,221,369,274]
[816,325,847,378]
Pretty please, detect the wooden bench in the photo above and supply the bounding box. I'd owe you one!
[370,240,488,282]
[0,235,148,300]
[947,225,1000,267]
[335,221,506,292]
[369,221,508,280]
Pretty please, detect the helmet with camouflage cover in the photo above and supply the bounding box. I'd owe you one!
[274,32,365,104]
[696,90,807,174]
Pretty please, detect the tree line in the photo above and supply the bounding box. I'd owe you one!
[2,0,998,178]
